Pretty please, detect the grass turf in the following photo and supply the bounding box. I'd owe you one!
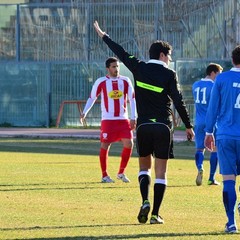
[0,138,239,239]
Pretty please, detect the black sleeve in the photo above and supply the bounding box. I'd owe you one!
[169,72,193,129]
[102,35,140,73]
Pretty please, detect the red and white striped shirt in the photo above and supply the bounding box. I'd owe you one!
[83,75,136,120]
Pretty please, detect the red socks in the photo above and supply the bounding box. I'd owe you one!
[118,147,132,174]
[99,148,108,177]
[100,147,132,177]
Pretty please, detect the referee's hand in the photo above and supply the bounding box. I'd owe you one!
[94,21,106,38]
[186,128,194,141]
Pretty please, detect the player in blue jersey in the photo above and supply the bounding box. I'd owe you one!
[205,46,240,234]
[192,63,223,186]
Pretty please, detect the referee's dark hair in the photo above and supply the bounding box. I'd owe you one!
[149,40,172,60]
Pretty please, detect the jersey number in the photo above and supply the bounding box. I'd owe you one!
[234,93,240,109]
[194,87,207,104]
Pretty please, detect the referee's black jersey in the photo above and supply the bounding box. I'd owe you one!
[103,35,192,129]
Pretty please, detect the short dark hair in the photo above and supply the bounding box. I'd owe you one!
[105,57,118,68]
[232,45,240,65]
[149,40,172,59]
[206,63,223,75]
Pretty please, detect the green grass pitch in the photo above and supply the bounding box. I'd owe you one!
[0,138,239,239]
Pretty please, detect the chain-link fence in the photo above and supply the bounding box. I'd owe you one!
[0,0,237,126]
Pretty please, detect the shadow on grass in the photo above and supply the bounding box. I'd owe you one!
[0,181,196,192]
[0,182,139,192]
[3,223,230,239]
[0,138,196,159]
[0,138,133,157]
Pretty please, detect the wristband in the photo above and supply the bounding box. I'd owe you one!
[206,132,213,136]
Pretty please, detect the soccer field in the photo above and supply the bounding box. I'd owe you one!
[0,138,239,239]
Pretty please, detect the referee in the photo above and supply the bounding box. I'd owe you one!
[94,21,194,224]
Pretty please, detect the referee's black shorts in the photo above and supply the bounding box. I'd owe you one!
[136,122,172,159]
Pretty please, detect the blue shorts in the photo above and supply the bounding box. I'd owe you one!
[216,139,240,176]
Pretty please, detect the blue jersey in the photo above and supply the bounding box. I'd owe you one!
[205,68,240,140]
[192,78,214,125]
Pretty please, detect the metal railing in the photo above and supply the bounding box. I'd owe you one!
[0,60,231,127]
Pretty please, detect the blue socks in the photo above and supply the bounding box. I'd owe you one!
[223,180,237,226]
[209,152,218,181]
[195,151,204,171]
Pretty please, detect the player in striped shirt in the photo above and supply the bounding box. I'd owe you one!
[192,63,223,186]
[80,57,137,183]
[205,46,240,234]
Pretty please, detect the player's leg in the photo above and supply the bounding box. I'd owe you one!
[208,128,220,185]
[194,125,205,186]
[217,139,238,233]
[137,155,152,223]
[238,194,240,216]
[236,140,240,218]
[100,142,113,182]
[195,149,205,171]
[208,150,219,185]
[117,120,134,182]
[238,149,240,217]
[138,155,152,200]
[117,138,133,182]
[222,174,237,233]
[99,120,114,183]
[150,158,167,224]
[136,123,152,223]
[150,123,170,224]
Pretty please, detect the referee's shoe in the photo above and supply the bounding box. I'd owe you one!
[137,200,150,224]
